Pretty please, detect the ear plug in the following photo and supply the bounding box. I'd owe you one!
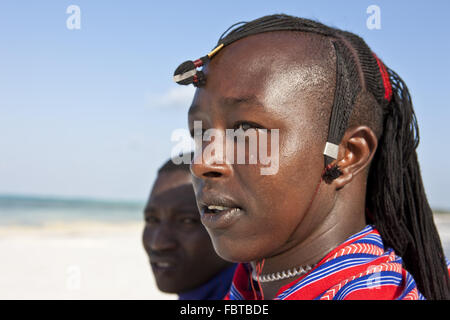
[322,163,343,184]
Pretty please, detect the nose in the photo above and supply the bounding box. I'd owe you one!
[143,223,178,253]
[190,130,233,180]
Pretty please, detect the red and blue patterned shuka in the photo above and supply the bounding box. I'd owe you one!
[226,225,447,300]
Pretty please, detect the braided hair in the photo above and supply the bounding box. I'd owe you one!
[173,14,450,299]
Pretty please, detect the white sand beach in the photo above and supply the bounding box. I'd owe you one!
[0,221,176,300]
[434,214,450,258]
[0,215,449,300]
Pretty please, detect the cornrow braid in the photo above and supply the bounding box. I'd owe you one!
[172,14,450,299]
[324,40,361,167]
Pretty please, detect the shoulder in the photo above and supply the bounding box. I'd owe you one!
[318,250,424,300]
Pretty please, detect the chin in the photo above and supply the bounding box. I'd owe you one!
[156,284,179,294]
[211,235,267,264]
[154,278,186,294]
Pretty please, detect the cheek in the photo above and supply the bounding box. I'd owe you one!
[185,228,215,255]
[142,226,151,252]
[182,228,227,277]
[183,227,222,267]
[191,177,203,198]
[214,131,323,261]
[268,130,324,225]
[246,126,319,211]
[209,175,307,262]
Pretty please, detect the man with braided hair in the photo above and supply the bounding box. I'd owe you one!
[174,14,450,300]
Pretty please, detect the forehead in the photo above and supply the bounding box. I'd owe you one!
[211,32,332,91]
[149,170,193,201]
[191,31,335,118]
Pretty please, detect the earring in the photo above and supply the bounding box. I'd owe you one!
[322,163,342,184]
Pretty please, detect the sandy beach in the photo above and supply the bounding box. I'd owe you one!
[1,215,449,300]
[434,214,450,258]
[0,221,176,300]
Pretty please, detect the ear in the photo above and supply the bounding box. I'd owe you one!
[332,126,378,190]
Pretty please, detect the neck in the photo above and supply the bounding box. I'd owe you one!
[252,181,367,300]
[178,264,236,300]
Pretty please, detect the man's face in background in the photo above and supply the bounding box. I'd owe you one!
[142,169,231,293]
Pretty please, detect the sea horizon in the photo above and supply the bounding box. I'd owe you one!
[0,193,449,227]
[0,193,147,226]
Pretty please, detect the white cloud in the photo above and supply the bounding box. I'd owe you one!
[147,86,196,109]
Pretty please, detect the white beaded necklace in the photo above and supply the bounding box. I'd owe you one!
[251,264,315,283]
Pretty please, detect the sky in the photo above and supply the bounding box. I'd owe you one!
[0,1,449,209]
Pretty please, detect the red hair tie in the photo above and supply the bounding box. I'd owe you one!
[373,53,392,102]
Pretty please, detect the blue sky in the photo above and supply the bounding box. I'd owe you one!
[0,1,449,209]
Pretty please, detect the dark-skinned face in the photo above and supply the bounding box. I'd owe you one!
[142,170,231,293]
[189,32,338,263]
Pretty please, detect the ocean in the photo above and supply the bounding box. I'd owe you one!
[0,194,146,226]
[0,193,449,257]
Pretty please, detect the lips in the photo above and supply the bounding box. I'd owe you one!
[150,259,178,275]
[205,205,242,214]
[198,195,245,229]
[153,261,174,268]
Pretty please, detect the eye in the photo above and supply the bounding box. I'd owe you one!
[180,217,199,225]
[145,216,159,225]
[189,126,207,138]
[234,121,262,131]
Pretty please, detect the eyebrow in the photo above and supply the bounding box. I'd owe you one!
[143,206,155,214]
[188,94,263,116]
[220,95,262,107]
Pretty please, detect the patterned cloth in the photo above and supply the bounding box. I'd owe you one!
[226,225,433,300]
